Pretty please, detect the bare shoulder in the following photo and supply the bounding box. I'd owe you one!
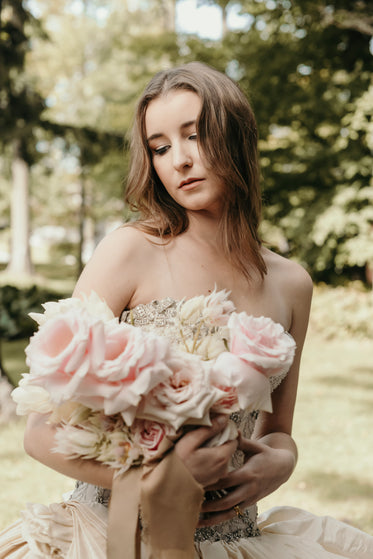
[263,247,313,300]
[95,224,155,260]
[262,247,313,339]
[73,224,157,315]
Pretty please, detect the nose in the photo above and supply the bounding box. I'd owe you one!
[173,141,192,171]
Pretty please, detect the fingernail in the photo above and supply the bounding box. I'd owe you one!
[216,415,228,426]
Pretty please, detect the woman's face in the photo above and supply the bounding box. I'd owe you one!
[145,90,226,217]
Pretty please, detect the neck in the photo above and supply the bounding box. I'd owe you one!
[185,210,222,247]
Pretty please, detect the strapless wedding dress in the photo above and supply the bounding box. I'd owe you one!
[0,298,372,558]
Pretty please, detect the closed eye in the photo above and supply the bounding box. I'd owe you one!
[153,145,169,156]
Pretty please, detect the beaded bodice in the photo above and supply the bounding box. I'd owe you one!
[70,297,290,543]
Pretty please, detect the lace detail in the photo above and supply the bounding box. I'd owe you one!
[70,481,111,507]
[71,297,292,543]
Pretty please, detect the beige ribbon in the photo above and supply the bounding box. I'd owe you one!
[107,439,204,559]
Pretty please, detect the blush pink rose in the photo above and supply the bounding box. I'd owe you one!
[25,309,106,403]
[210,352,272,413]
[132,419,175,457]
[26,312,174,424]
[137,355,221,430]
[227,312,296,378]
[87,322,175,424]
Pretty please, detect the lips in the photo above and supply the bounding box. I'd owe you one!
[178,178,204,189]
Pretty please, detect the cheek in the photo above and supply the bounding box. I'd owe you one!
[153,161,171,189]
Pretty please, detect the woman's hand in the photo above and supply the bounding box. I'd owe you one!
[198,432,297,527]
[175,415,238,487]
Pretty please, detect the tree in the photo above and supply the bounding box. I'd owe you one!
[222,0,373,283]
[23,0,183,275]
[0,0,45,277]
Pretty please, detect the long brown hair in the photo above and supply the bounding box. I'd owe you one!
[125,61,266,279]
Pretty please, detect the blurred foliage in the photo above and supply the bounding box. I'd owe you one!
[0,284,63,384]
[0,0,372,284]
[309,283,373,339]
[219,0,373,282]
[0,284,63,340]
[0,0,46,164]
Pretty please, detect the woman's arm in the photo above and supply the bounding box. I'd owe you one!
[23,227,145,484]
[24,412,115,488]
[198,262,313,527]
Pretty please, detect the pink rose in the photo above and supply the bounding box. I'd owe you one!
[92,322,174,424]
[25,309,106,402]
[210,352,272,413]
[132,419,175,457]
[228,313,296,377]
[26,312,175,425]
[137,354,221,430]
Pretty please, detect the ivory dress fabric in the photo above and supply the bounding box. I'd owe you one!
[0,298,372,558]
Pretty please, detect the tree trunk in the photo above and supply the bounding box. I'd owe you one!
[6,138,33,276]
[77,168,86,278]
[222,4,228,38]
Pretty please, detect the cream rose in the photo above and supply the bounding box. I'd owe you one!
[193,332,227,360]
[177,295,205,324]
[29,291,114,326]
[11,374,53,415]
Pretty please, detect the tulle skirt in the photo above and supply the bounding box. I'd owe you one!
[0,500,372,559]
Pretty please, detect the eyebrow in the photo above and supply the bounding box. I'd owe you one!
[146,120,196,143]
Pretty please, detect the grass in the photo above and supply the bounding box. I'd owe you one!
[0,262,76,295]
[1,303,373,534]
[259,334,373,534]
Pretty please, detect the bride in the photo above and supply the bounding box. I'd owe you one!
[1,61,372,558]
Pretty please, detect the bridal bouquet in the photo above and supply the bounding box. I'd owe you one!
[12,290,296,475]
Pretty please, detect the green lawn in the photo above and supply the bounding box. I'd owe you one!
[260,334,373,534]
[1,331,372,534]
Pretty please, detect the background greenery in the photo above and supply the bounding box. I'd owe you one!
[1,0,372,285]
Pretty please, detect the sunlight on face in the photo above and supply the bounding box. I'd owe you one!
[145,90,225,217]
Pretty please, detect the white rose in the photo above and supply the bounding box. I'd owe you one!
[194,333,227,360]
[11,374,53,415]
[29,291,114,326]
[177,296,205,324]
[53,423,101,459]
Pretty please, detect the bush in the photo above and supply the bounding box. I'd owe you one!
[309,283,373,339]
[0,285,64,340]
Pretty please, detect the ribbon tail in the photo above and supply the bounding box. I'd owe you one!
[141,449,204,559]
[107,467,142,559]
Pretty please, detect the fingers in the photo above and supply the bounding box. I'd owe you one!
[203,464,245,492]
[201,485,251,514]
[195,415,232,447]
[198,497,250,528]
[237,433,263,455]
[174,416,238,486]
[175,415,230,454]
